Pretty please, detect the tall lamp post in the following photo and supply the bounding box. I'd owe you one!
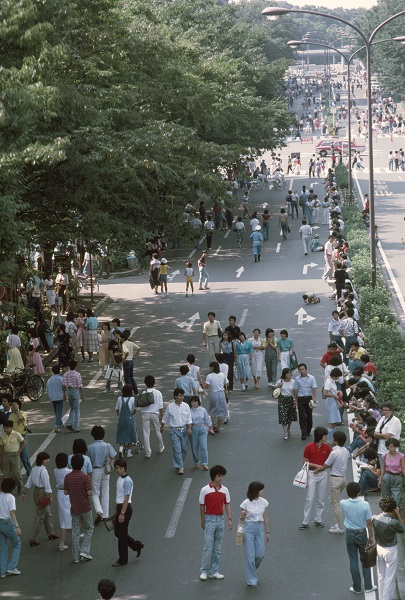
[287,37,405,205]
[263,6,405,288]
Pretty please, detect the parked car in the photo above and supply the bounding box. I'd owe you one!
[315,139,366,157]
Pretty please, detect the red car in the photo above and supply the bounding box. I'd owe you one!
[315,139,366,157]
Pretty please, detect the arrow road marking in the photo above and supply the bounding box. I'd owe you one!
[312,225,320,230]
[262,202,268,208]
[295,307,316,325]
[177,312,200,331]
[303,262,318,275]
[169,270,180,281]
[236,267,244,278]
[276,243,281,253]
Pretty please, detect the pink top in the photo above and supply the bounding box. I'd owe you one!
[383,452,404,474]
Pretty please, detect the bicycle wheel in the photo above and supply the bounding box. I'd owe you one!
[26,375,45,402]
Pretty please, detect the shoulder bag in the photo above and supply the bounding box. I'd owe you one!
[135,391,154,408]
[37,469,52,508]
[104,443,112,475]
[293,462,309,488]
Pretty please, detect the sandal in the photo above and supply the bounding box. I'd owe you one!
[203,465,209,471]
[195,464,200,469]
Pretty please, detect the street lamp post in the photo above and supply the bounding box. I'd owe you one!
[264,6,405,288]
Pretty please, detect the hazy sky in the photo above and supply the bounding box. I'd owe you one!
[230,0,378,8]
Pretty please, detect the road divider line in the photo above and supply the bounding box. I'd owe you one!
[87,369,103,388]
[22,406,73,471]
[239,308,248,327]
[276,243,281,253]
[213,246,222,256]
[165,478,192,538]
[188,249,196,258]
[130,326,140,337]
[224,229,230,238]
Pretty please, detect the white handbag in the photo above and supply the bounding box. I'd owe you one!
[293,462,309,488]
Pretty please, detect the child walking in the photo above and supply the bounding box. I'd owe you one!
[184,262,194,297]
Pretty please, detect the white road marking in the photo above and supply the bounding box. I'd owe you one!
[165,478,193,538]
[276,243,281,253]
[303,262,318,275]
[177,312,200,331]
[224,229,231,239]
[188,249,196,258]
[22,405,73,469]
[239,309,248,327]
[213,246,222,256]
[295,307,316,325]
[199,236,205,245]
[87,368,103,388]
[130,326,139,337]
[169,270,180,281]
[236,267,244,278]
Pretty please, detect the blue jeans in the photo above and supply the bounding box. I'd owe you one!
[191,427,208,466]
[52,400,64,428]
[20,434,31,475]
[66,388,80,431]
[280,222,288,239]
[201,514,224,575]
[262,223,269,240]
[290,202,298,218]
[198,267,209,288]
[358,469,378,494]
[169,428,188,468]
[244,521,265,585]
[345,529,372,592]
[0,518,21,576]
[123,360,138,394]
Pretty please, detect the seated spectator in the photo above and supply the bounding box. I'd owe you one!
[356,448,381,494]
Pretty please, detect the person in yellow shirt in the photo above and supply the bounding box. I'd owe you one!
[159,258,172,295]
[9,400,31,476]
[0,421,26,493]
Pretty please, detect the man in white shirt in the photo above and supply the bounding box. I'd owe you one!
[202,312,221,361]
[249,212,260,231]
[160,389,192,475]
[191,215,203,249]
[120,331,141,395]
[299,219,312,255]
[140,376,164,458]
[374,403,402,455]
[316,430,350,534]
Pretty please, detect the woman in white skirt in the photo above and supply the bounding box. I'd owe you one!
[54,453,72,551]
[84,309,99,362]
[44,273,56,312]
[323,368,343,444]
[248,329,265,389]
[277,329,294,371]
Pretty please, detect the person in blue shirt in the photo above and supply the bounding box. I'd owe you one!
[250,226,263,262]
[46,365,64,432]
[175,366,198,406]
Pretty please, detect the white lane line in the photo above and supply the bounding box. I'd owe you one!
[239,308,248,327]
[130,326,140,337]
[188,249,196,258]
[213,246,222,256]
[199,236,205,245]
[276,243,281,253]
[224,229,231,239]
[354,175,405,317]
[23,405,73,470]
[165,478,193,538]
[87,368,103,388]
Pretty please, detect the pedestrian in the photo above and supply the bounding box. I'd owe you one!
[373,496,404,600]
[235,333,253,391]
[98,322,110,368]
[202,312,221,361]
[299,426,331,530]
[140,375,165,458]
[84,309,98,362]
[274,367,297,438]
[299,219,312,255]
[55,323,73,373]
[0,478,22,577]
[112,458,143,567]
[175,365,198,405]
[219,331,234,391]
[8,399,31,477]
[277,329,294,371]
[278,208,289,240]
[198,250,209,290]
[199,465,232,581]
[5,326,24,373]
[293,363,317,441]
[97,579,116,600]
[104,329,123,394]
[204,215,214,250]
[378,438,405,505]
[55,267,68,314]
[190,396,212,471]
[63,360,85,433]
[53,452,72,552]
[241,191,250,218]
[291,190,299,219]
[21,451,59,546]
[27,329,45,375]
[160,388,192,475]
[75,309,86,361]
[234,217,245,248]
[184,261,194,297]
[323,367,344,443]
[315,430,350,534]
[248,329,265,389]
[87,425,117,525]
[64,453,94,563]
[340,482,377,594]
[225,315,241,344]
[205,362,227,433]
[262,209,271,241]
[264,328,278,387]
[374,402,402,456]
[120,330,141,395]
[240,481,270,587]
[250,225,263,263]
[0,421,25,495]
[186,353,205,393]
[115,384,137,458]
[44,273,56,312]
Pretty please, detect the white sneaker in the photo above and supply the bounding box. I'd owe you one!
[145,453,151,458]
[126,450,133,457]
[209,573,224,580]
[6,569,21,575]
[200,573,208,581]
[329,526,345,534]
[365,586,377,593]
[159,446,165,454]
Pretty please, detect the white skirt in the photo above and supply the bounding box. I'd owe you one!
[57,489,72,529]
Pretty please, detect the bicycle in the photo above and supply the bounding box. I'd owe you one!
[76,273,100,293]
[0,367,45,402]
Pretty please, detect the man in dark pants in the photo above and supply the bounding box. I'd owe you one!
[293,363,317,440]
[112,458,143,567]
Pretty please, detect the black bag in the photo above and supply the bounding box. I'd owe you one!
[362,543,377,568]
[135,391,154,408]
